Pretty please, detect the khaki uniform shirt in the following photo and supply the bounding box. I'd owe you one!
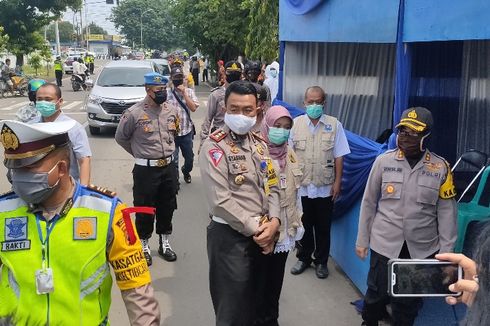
[356,149,458,259]
[200,86,226,141]
[199,126,281,236]
[115,97,179,159]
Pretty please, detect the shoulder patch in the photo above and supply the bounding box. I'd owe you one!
[87,184,117,198]
[210,129,227,142]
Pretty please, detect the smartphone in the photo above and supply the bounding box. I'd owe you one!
[388,259,463,297]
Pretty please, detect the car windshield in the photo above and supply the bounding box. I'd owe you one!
[97,67,152,87]
[157,64,170,76]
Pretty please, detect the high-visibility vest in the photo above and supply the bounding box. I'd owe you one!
[54,60,63,71]
[0,185,117,325]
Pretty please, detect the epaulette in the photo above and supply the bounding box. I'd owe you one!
[210,129,227,143]
[252,131,266,143]
[87,184,117,198]
[210,86,221,92]
[385,148,398,154]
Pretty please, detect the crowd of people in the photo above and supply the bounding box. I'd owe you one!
[0,54,488,326]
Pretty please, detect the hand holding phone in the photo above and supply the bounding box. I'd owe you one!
[436,253,479,306]
[388,259,463,297]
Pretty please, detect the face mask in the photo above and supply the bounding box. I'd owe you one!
[268,127,290,145]
[246,71,260,83]
[172,79,183,87]
[11,162,61,204]
[226,72,241,84]
[224,113,257,135]
[270,69,278,78]
[152,90,167,104]
[36,100,58,117]
[305,104,323,119]
[396,133,429,158]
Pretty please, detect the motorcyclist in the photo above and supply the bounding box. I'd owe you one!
[1,59,13,91]
[15,79,46,122]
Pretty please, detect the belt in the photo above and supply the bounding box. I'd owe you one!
[135,156,173,167]
[211,215,267,225]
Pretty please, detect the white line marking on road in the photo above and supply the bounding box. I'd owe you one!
[0,101,29,111]
[62,101,82,111]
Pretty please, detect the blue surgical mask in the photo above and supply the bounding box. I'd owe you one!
[268,127,290,145]
[36,100,58,117]
[305,104,323,119]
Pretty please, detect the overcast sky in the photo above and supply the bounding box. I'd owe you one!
[63,1,118,35]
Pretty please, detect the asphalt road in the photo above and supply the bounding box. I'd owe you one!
[0,62,362,326]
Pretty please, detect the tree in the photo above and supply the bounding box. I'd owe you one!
[169,0,249,63]
[0,26,9,51]
[111,0,192,50]
[0,0,82,65]
[29,53,42,76]
[83,22,108,35]
[242,0,279,63]
[46,21,76,43]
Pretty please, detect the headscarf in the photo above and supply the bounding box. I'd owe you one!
[260,105,293,171]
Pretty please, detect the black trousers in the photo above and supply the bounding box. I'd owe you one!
[296,196,333,265]
[202,68,209,82]
[254,251,289,326]
[132,164,178,239]
[192,68,199,86]
[207,221,262,326]
[55,70,63,86]
[362,243,434,326]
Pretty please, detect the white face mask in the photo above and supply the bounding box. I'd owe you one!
[224,113,257,135]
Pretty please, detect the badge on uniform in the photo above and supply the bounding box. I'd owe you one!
[280,174,287,189]
[209,148,224,167]
[35,267,54,294]
[1,216,31,252]
[235,175,245,185]
[73,217,97,240]
[325,124,333,132]
[256,144,265,155]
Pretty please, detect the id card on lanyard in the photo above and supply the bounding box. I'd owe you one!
[35,214,59,295]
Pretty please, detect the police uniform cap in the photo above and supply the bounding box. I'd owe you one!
[144,72,168,86]
[225,60,243,73]
[244,60,261,72]
[170,66,184,78]
[1,120,75,168]
[396,107,433,133]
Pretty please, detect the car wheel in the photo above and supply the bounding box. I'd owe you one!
[89,126,101,135]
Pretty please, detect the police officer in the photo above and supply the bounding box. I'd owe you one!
[356,107,457,326]
[53,56,63,87]
[0,120,160,325]
[200,60,242,148]
[244,60,271,103]
[115,72,179,266]
[199,80,281,325]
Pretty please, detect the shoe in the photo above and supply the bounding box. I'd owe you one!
[315,263,329,279]
[290,260,310,275]
[141,238,152,266]
[181,167,191,184]
[158,234,177,262]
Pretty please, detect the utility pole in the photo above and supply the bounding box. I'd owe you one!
[79,8,83,48]
[55,20,61,55]
[85,0,89,50]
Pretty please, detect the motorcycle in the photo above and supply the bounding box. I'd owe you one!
[0,74,29,97]
[71,73,89,91]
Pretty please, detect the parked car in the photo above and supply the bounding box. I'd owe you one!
[85,60,160,135]
[63,56,79,74]
[150,59,170,80]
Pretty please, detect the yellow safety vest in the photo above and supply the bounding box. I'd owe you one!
[54,60,63,71]
[0,184,116,325]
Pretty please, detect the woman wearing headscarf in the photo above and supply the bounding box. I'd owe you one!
[255,105,304,326]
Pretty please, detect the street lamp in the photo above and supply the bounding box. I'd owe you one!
[140,9,151,50]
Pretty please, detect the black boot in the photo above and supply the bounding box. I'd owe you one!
[158,234,177,262]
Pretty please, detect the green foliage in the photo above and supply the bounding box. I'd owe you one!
[111,0,189,50]
[29,53,42,76]
[83,22,108,35]
[46,21,76,43]
[242,0,279,62]
[0,0,82,64]
[0,26,9,51]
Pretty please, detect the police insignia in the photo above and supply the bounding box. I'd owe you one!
[325,124,333,132]
[73,217,97,240]
[0,124,20,150]
[386,184,395,194]
[209,148,224,167]
[5,217,27,240]
[439,170,457,199]
[408,110,418,119]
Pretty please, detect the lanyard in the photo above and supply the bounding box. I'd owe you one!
[35,214,60,269]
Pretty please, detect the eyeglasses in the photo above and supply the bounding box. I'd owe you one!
[398,129,421,138]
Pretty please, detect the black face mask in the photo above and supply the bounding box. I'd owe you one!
[397,134,423,158]
[152,90,167,104]
[172,79,183,87]
[246,71,260,83]
[226,72,241,84]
